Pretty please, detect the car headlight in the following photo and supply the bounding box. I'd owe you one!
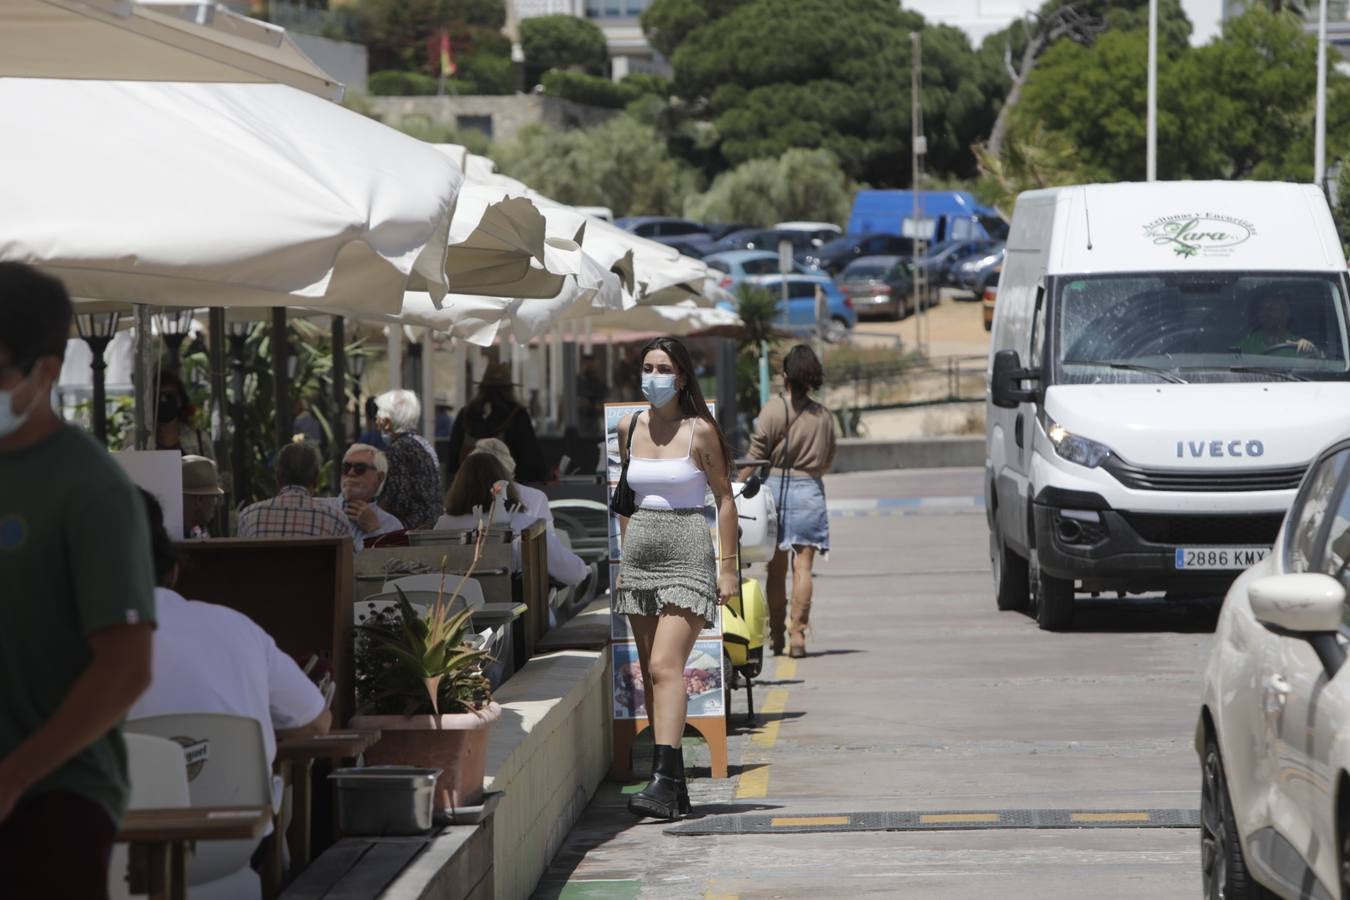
[1044,415,1113,468]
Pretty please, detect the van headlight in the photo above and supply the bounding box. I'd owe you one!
[1045,415,1113,468]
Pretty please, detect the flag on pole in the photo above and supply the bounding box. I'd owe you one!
[440,31,456,78]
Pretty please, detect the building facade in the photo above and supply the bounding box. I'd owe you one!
[507,0,668,80]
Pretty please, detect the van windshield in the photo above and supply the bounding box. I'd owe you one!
[1053,271,1350,385]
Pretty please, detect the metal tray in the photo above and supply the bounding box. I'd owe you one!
[330,765,442,836]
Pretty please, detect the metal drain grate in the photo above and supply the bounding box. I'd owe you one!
[666,808,1201,836]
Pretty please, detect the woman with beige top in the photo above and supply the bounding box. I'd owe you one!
[739,345,837,657]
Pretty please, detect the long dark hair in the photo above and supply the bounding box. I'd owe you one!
[638,336,731,473]
[445,453,521,517]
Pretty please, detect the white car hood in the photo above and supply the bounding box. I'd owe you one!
[1043,382,1350,469]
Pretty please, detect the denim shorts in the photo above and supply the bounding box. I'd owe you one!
[765,473,830,556]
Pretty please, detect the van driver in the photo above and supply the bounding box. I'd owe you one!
[1238,296,1317,356]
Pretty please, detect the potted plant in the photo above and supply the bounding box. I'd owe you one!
[351,495,507,812]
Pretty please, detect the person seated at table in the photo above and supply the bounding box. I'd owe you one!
[469,437,553,531]
[237,441,349,540]
[129,490,330,846]
[435,453,591,588]
[182,454,223,539]
[321,443,403,552]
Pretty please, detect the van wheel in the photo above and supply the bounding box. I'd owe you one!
[990,528,1030,611]
[1033,563,1075,630]
[1202,735,1273,899]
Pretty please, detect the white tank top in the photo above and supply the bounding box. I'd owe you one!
[626,414,708,511]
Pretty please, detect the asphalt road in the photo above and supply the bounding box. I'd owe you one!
[535,467,1208,899]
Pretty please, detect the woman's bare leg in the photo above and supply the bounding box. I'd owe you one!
[628,614,658,720]
[788,545,817,654]
[766,547,790,654]
[646,606,703,746]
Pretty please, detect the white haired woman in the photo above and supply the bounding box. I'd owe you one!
[373,389,441,531]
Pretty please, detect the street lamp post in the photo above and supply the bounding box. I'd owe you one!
[226,319,252,507]
[75,310,121,445]
[1147,0,1157,181]
[350,350,368,439]
[1316,0,1329,187]
[154,307,195,374]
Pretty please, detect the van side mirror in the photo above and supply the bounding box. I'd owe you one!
[1249,573,1347,678]
[990,349,1041,409]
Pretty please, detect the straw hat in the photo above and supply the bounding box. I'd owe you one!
[182,455,224,497]
[477,362,517,387]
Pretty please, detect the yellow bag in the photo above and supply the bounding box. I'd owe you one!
[723,576,768,673]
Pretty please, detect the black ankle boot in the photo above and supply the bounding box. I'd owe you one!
[628,744,688,820]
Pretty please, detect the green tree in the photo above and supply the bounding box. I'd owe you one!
[643,0,1005,184]
[519,15,608,72]
[493,115,699,216]
[686,148,852,225]
[1014,4,1347,181]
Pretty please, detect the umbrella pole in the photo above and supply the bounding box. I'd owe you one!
[562,322,578,430]
[133,304,153,450]
[387,327,403,390]
[271,307,288,448]
[331,315,347,474]
[421,327,435,442]
[208,308,229,535]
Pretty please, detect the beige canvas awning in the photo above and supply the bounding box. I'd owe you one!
[1,0,343,101]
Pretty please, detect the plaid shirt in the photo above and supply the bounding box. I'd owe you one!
[237,486,349,539]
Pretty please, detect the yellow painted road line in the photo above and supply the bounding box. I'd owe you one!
[1071,812,1150,823]
[920,813,1001,825]
[736,765,770,799]
[776,657,797,680]
[736,688,791,799]
[771,815,851,828]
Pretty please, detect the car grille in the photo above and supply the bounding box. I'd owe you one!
[1118,512,1284,545]
[1102,457,1306,493]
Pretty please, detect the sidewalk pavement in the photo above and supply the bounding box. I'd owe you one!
[531,469,1202,899]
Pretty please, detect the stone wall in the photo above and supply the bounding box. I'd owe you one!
[368,95,617,144]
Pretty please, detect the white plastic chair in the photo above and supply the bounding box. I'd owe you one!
[383,574,486,612]
[125,714,272,900]
[375,577,486,612]
[109,735,191,900]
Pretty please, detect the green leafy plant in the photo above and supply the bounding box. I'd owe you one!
[355,493,504,717]
[356,585,491,717]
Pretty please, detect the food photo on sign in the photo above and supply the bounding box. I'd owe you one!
[611,639,725,720]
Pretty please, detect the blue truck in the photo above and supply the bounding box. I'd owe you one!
[847,190,1008,244]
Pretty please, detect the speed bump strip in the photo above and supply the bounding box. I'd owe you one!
[666,808,1200,836]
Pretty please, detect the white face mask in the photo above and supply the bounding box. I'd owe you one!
[0,372,36,440]
[641,373,678,408]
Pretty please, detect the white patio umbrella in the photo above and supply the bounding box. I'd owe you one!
[3,0,344,100]
[438,145,713,308]
[566,300,743,337]
[0,78,462,314]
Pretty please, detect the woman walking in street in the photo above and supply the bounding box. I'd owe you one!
[615,336,738,820]
[740,345,836,658]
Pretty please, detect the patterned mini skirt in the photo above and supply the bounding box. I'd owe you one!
[613,506,718,628]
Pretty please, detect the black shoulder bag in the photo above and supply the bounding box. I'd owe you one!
[611,411,640,517]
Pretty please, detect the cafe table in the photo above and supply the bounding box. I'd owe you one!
[117,805,271,900]
[274,729,382,883]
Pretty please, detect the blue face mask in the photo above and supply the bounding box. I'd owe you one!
[641,373,678,408]
[0,373,35,440]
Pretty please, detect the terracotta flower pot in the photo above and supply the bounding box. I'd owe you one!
[350,702,501,811]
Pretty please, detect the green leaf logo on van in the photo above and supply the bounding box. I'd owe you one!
[1143,214,1255,259]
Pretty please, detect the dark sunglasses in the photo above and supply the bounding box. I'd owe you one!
[341,462,374,476]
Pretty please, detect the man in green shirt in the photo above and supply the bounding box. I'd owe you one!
[1238,296,1318,357]
[0,263,157,898]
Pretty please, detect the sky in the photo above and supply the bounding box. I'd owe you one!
[902,0,1225,47]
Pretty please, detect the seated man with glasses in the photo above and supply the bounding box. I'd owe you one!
[323,443,403,552]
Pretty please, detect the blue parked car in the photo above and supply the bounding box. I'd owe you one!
[719,273,857,342]
[613,216,716,257]
[703,250,814,292]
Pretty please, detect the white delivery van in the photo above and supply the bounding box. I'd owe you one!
[986,181,1350,629]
